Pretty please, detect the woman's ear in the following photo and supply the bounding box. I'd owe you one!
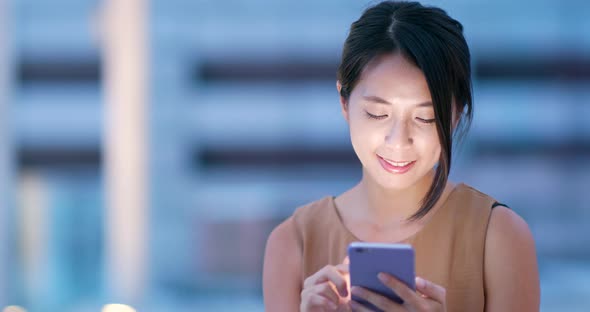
[336,81,350,123]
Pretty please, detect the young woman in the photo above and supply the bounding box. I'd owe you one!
[263,1,540,311]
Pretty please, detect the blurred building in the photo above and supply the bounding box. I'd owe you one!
[0,0,589,311]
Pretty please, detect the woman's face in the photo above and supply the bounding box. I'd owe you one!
[339,53,441,191]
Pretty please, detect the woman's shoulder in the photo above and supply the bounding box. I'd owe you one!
[483,198,540,309]
[452,182,534,250]
[291,195,335,221]
[263,207,307,309]
[446,182,532,235]
[266,195,335,251]
[438,182,510,230]
[455,183,499,202]
[449,182,506,211]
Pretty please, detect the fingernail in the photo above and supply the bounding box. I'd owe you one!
[351,286,362,296]
[340,287,349,297]
[378,272,388,282]
[416,277,425,288]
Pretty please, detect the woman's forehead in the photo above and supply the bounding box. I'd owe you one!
[355,54,432,104]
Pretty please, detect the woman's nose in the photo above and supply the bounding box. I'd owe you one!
[384,120,413,149]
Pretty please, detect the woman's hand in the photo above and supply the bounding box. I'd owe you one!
[300,258,351,312]
[349,275,446,312]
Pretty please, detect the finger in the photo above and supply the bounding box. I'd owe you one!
[312,267,349,297]
[301,283,340,310]
[377,273,420,306]
[335,263,349,274]
[341,254,351,301]
[306,293,339,311]
[304,266,345,288]
[335,262,351,300]
[316,282,341,306]
[349,300,373,312]
[350,286,401,311]
[415,276,446,303]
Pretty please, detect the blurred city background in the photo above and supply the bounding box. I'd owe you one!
[0,0,588,311]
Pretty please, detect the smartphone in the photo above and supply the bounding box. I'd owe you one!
[347,242,415,311]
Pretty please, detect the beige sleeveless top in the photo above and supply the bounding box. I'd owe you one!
[292,183,499,312]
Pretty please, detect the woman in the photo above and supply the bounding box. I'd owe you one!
[263,1,540,311]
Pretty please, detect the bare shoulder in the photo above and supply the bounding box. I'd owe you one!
[488,206,534,244]
[263,217,302,312]
[265,216,300,261]
[484,206,540,312]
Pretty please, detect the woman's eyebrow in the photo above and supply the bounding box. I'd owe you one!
[415,101,433,108]
[362,95,432,107]
[362,95,391,105]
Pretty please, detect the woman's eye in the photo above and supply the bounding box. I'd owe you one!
[416,117,436,124]
[365,111,388,120]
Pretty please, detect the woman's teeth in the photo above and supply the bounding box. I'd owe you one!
[384,159,412,167]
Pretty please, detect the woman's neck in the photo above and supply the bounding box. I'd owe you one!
[355,169,439,227]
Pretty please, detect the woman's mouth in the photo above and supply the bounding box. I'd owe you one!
[377,156,416,174]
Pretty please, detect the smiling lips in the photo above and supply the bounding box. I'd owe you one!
[378,156,416,174]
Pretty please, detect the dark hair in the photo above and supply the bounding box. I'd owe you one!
[337,1,473,220]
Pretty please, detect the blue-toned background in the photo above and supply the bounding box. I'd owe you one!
[0,0,589,311]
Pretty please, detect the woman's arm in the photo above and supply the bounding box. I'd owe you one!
[484,206,540,311]
[263,217,302,312]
